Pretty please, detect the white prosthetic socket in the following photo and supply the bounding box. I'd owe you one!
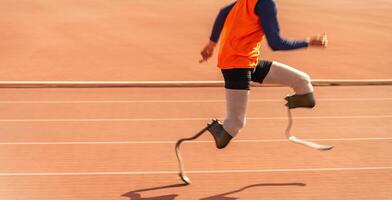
[263,61,313,95]
[223,89,249,137]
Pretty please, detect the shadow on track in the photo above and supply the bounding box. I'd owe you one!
[200,183,306,200]
[122,182,305,200]
[122,183,187,200]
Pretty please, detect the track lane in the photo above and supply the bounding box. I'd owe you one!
[0,170,391,200]
[0,86,391,200]
[1,117,391,143]
[0,98,391,119]
[0,86,391,101]
[0,140,391,173]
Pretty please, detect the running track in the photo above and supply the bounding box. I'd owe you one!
[0,86,391,199]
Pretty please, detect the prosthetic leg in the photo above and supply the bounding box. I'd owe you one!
[175,119,230,185]
[285,93,334,150]
[262,61,333,150]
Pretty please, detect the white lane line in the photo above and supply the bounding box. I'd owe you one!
[0,167,391,176]
[0,115,391,122]
[0,98,391,104]
[0,137,391,145]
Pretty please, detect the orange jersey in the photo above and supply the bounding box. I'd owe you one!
[218,0,264,69]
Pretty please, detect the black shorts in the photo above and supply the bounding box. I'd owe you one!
[221,60,273,90]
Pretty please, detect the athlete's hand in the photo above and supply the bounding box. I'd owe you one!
[307,33,328,48]
[199,41,217,63]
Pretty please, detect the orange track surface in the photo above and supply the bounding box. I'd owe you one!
[1,0,391,199]
[0,0,391,80]
[0,86,391,199]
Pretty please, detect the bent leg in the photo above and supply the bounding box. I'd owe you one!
[206,88,248,149]
[208,88,248,149]
[223,89,249,137]
[206,68,251,149]
[263,61,316,109]
[263,61,314,94]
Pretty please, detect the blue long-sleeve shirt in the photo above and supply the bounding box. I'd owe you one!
[209,0,308,51]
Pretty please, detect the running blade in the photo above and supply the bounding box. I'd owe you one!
[179,173,191,185]
[289,136,334,151]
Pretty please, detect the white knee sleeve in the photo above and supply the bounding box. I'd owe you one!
[292,72,313,94]
[223,89,249,137]
[264,61,314,94]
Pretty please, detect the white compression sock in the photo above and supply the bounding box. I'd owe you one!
[223,89,249,137]
[263,61,314,94]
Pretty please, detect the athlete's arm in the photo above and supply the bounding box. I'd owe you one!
[256,0,309,51]
[256,0,327,50]
[210,1,236,43]
[200,2,236,63]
